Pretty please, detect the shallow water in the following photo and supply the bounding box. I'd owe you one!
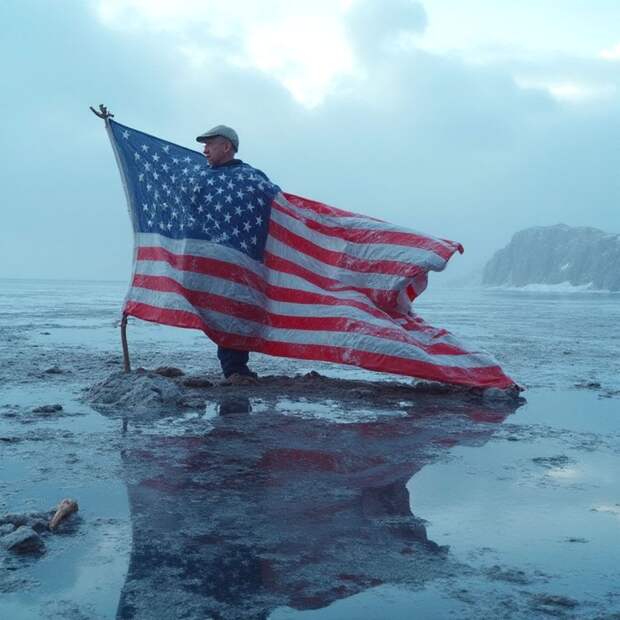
[1,279,619,619]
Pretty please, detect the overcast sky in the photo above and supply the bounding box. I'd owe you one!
[2,0,619,282]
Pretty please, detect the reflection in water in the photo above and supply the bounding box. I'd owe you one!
[113,395,520,619]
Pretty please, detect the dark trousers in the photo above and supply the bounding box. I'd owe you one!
[217,346,250,377]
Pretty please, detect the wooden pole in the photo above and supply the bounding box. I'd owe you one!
[120,314,131,372]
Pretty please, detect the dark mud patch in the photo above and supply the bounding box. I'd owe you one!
[84,368,525,417]
[532,455,577,469]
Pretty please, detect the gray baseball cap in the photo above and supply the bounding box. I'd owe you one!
[196,125,239,151]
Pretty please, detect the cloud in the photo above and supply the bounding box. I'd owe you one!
[515,78,616,103]
[346,0,427,56]
[600,42,620,61]
[93,0,356,106]
[1,0,619,282]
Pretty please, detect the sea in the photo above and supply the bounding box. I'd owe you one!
[1,278,619,619]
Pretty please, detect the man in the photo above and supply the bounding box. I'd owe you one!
[196,125,268,385]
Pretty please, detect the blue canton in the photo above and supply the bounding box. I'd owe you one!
[109,120,277,261]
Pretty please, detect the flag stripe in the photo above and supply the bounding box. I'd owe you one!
[124,300,514,388]
[133,244,459,344]
[125,287,501,369]
[268,219,431,277]
[273,198,458,260]
[129,272,471,356]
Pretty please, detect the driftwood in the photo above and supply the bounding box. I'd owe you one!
[49,498,79,530]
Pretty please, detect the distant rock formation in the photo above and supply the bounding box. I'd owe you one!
[482,224,620,291]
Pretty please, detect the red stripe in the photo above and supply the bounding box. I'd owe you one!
[269,220,428,278]
[263,251,403,312]
[274,200,459,260]
[138,245,452,337]
[130,273,470,355]
[123,301,514,389]
[283,192,365,219]
[138,245,404,321]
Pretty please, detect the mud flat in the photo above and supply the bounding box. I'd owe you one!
[1,280,620,618]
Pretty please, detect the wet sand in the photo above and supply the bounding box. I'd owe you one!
[2,281,619,618]
[1,364,619,619]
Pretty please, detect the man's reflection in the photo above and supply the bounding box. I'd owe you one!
[114,394,520,619]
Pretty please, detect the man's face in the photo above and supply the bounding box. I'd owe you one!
[202,136,234,167]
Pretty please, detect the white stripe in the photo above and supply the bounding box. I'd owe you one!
[126,287,497,369]
[133,259,458,349]
[134,233,459,346]
[270,206,447,271]
[277,193,459,253]
[265,236,411,291]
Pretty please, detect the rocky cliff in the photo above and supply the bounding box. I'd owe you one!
[482,224,620,291]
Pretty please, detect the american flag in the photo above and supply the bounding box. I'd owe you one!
[107,120,515,389]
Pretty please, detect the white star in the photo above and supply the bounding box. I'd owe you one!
[214,202,223,211]
[197,205,204,213]
[184,156,191,163]
[142,203,149,212]
[193,164,200,171]
[225,195,233,204]
[138,173,145,182]
[224,213,231,223]
[247,202,255,212]
[134,152,141,160]
[147,219,153,227]
[207,178,215,186]
[152,154,160,162]
[171,174,177,183]
[205,193,213,203]
[257,197,265,206]
[146,183,152,191]
[216,187,224,195]
[182,168,189,175]
[246,185,255,193]
[232,227,239,236]
[162,145,170,153]
[227,180,234,190]
[162,163,169,172]
[172,157,179,164]
[243,221,251,232]
[141,144,150,152]
[122,130,129,139]
[167,222,173,230]
[172,210,178,219]
[222,232,229,241]
[235,206,242,216]
[159,221,165,230]
[251,235,257,245]
[153,172,159,180]
[256,215,263,225]
[236,190,244,199]
[240,240,248,250]
[218,173,226,181]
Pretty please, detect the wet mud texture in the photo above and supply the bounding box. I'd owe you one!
[86,371,519,619]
